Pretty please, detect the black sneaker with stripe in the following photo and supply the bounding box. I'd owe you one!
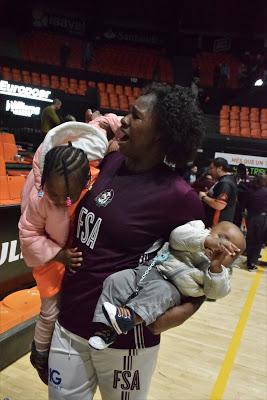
[102,302,135,334]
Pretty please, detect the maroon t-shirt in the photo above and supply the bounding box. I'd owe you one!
[59,152,204,349]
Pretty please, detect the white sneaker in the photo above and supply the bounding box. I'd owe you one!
[88,328,117,350]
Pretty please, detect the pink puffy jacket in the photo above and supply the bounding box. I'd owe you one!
[18,116,121,297]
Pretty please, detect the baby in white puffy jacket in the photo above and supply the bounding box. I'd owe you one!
[88,220,246,350]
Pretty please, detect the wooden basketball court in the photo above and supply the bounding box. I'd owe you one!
[1,250,266,400]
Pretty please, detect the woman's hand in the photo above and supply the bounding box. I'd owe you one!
[54,248,83,273]
[147,296,205,335]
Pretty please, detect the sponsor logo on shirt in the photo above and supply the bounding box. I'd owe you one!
[94,189,114,207]
[76,207,102,248]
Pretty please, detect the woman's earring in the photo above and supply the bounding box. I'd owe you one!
[37,190,44,198]
[66,197,72,207]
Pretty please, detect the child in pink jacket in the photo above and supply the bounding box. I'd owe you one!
[19,115,121,385]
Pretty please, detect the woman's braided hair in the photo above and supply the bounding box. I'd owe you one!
[142,83,205,168]
[41,143,90,195]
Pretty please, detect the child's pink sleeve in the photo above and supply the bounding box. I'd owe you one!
[19,191,63,267]
[103,113,122,133]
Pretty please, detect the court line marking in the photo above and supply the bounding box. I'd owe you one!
[210,249,266,400]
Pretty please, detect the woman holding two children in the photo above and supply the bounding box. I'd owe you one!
[48,83,206,400]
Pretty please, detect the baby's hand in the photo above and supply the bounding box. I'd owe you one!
[55,248,83,273]
[205,235,240,257]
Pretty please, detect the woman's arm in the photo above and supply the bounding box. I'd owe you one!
[147,296,205,335]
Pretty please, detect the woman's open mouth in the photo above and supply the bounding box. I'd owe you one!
[115,129,130,143]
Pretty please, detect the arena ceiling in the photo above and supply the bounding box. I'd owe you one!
[2,0,267,36]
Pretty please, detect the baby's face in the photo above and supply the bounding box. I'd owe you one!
[210,224,245,267]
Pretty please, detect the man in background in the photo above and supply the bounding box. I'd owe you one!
[41,99,62,137]
[199,157,237,227]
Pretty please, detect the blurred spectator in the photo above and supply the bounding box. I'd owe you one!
[242,175,267,271]
[83,41,93,71]
[234,163,251,227]
[191,77,201,102]
[220,63,230,88]
[237,64,249,88]
[64,114,76,122]
[199,157,237,227]
[192,171,215,194]
[152,60,160,81]
[213,64,221,88]
[41,99,62,136]
[263,51,267,86]
[184,164,198,184]
[250,54,262,86]
[60,42,71,68]
[193,64,200,79]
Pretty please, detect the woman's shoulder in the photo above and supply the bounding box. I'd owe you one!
[100,151,124,169]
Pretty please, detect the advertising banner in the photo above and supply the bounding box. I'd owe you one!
[0,205,34,298]
[215,152,267,176]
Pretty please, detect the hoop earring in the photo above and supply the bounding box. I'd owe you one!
[66,197,72,207]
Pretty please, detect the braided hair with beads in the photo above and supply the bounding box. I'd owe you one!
[39,142,90,206]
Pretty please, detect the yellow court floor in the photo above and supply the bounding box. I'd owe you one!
[1,253,267,400]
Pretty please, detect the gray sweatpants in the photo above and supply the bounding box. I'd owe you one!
[93,264,181,326]
[49,321,159,400]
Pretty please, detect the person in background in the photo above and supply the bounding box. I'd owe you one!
[199,157,237,227]
[241,174,267,271]
[83,41,93,71]
[213,64,221,88]
[60,42,71,69]
[64,114,76,122]
[41,99,62,137]
[184,164,198,185]
[192,171,215,194]
[191,77,202,103]
[237,64,249,88]
[220,63,230,88]
[234,163,250,228]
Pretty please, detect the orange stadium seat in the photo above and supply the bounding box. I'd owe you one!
[240,120,249,128]
[7,176,26,200]
[124,86,133,96]
[88,81,96,88]
[219,127,229,135]
[0,133,16,145]
[97,82,106,92]
[115,85,123,95]
[3,143,18,162]
[106,83,115,94]
[230,120,239,128]
[230,127,240,136]
[0,302,24,334]
[240,128,251,137]
[133,87,141,97]
[2,288,41,321]
[0,156,6,176]
[240,113,249,121]
[0,176,9,202]
[250,129,261,138]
